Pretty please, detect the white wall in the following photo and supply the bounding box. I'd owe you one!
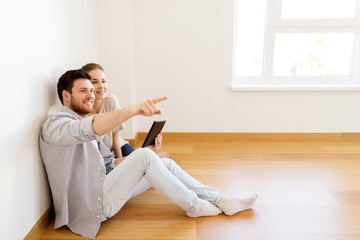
[96,0,138,138]
[101,0,360,135]
[0,1,99,239]
[133,0,360,133]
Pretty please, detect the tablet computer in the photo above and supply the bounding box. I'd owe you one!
[142,120,166,148]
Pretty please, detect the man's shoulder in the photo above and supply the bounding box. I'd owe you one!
[47,111,77,121]
[48,107,79,120]
[43,107,80,127]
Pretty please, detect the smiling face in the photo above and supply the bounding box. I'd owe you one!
[62,79,95,117]
[88,68,108,100]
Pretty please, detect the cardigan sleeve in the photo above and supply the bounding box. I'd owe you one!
[41,112,104,145]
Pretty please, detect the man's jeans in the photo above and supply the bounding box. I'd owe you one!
[102,148,221,220]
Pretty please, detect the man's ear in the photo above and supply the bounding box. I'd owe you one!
[62,90,70,105]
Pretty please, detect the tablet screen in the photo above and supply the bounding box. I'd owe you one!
[142,120,166,148]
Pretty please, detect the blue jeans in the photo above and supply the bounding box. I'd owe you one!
[121,143,135,157]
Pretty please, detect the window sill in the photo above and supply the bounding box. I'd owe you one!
[230,83,360,91]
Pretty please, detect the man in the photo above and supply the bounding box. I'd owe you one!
[40,69,258,239]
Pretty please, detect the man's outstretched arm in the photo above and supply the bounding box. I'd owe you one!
[92,96,168,136]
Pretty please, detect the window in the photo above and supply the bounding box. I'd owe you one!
[232,0,360,90]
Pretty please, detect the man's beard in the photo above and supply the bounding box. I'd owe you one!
[70,96,92,116]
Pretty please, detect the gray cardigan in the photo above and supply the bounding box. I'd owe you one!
[39,106,114,239]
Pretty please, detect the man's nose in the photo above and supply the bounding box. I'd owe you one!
[87,91,95,98]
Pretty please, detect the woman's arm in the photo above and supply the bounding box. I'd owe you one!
[112,131,122,159]
[112,131,128,166]
[114,156,127,166]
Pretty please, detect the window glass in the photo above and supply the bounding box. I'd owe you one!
[273,33,355,76]
[281,0,358,19]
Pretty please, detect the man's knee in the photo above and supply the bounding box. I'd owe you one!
[131,148,159,164]
[132,148,154,157]
[125,148,159,171]
[161,157,172,168]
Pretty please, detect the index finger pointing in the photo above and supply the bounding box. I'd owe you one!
[152,96,168,104]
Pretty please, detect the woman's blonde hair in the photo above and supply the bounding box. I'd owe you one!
[81,63,104,73]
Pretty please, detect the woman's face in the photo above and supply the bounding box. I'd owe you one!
[88,68,108,100]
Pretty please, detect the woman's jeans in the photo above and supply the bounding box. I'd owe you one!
[102,148,221,220]
[121,143,135,157]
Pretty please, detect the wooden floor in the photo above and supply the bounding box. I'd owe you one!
[40,133,360,240]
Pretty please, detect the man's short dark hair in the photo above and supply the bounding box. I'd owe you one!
[57,69,91,105]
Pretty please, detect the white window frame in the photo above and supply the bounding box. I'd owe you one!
[231,0,360,91]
